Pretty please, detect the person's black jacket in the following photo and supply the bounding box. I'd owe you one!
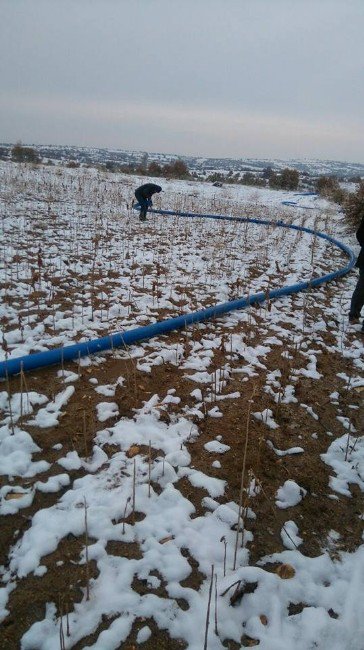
[356,216,364,269]
[135,183,162,200]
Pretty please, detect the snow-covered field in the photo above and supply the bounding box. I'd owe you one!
[0,162,363,650]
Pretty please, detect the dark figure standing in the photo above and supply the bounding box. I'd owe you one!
[349,215,364,332]
[134,183,162,221]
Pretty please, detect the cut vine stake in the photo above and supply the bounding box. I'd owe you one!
[214,574,218,637]
[61,349,65,383]
[122,497,131,534]
[5,367,15,436]
[258,481,300,551]
[82,410,88,458]
[132,458,136,522]
[66,602,70,637]
[220,536,227,577]
[344,420,353,462]
[19,361,24,426]
[233,469,245,572]
[83,497,90,601]
[204,564,215,650]
[240,469,254,549]
[59,596,65,650]
[233,384,255,570]
[148,440,152,498]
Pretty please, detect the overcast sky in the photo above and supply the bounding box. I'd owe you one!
[1,0,363,162]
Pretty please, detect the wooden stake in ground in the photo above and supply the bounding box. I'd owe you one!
[233,468,245,571]
[61,349,65,383]
[83,497,90,601]
[204,564,215,650]
[258,481,300,551]
[5,368,15,435]
[148,440,152,498]
[20,361,30,415]
[82,410,88,458]
[214,574,218,637]
[59,596,65,650]
[233,385,255,570]
[132,458,136,522]
[220,536,227,577]
[344,419,353,462]
[122,497,131,534]
[19,362,24,426]
[66,601,70,637]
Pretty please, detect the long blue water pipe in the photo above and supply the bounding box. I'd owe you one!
[0,210,356,379]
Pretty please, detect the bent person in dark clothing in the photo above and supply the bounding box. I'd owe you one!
[349,215,364,332]
[134,183,162,221]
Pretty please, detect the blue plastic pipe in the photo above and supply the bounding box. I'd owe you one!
[0,211,356,378]
[281,200,315,209]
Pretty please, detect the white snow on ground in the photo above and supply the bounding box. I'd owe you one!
[280,520,303,549]
[321,433,364,497]
[204,440,231,454]
[0,427,50,478]
[266,440,304,456]
[27,386,75,428]
[0,163,363,649]
[96,401,119,422]
[253,408,279,429]
[275,480,307,509]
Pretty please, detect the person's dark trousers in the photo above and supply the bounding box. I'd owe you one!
[349,269,364,326]
[139,198,148,221]
[134,190,148,221]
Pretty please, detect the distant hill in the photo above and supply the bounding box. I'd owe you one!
[1,142,363,181]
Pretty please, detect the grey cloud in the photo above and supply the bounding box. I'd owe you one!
[1,0,363,161]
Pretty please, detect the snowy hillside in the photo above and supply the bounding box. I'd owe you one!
[1,143,364,180]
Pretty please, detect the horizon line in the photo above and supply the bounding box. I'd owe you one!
[1,140,364,168]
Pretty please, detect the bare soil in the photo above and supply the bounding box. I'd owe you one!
[1,279,363,648]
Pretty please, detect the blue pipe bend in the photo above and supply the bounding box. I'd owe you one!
[0,210,356,378]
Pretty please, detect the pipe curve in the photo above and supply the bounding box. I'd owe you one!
[0,210,356,378]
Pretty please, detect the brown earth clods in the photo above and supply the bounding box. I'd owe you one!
[0,287,363,649]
